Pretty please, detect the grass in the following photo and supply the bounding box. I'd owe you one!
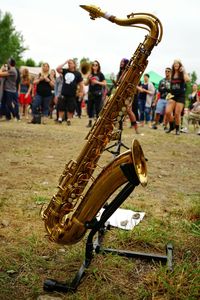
[0,117,199,299]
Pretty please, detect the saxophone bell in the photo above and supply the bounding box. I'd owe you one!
[132,140,147,187]
[80,61,91,76]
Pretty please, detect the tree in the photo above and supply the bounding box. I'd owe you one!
[38,61,44,67]
[0,10,27,66]
[190,71,197,85]
[24,58,36,67]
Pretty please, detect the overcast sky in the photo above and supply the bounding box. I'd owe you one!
[1,0,200,81]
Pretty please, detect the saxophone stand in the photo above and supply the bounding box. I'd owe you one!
[105,118,129,156]
[43,166,173,294]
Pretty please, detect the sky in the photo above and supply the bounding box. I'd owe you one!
[1,0,200,82]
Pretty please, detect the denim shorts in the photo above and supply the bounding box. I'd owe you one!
[155,98,167,115]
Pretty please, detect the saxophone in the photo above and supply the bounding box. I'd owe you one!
[42,5,163,245]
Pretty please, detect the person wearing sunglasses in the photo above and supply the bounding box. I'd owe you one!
[86,60,107,128]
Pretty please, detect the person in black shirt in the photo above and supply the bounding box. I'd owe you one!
[165,59,190,135]
[56,59,84,125]
[85,60,107,128]
[31,63,54,124]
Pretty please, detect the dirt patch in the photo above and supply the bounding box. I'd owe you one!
[0,117,199,299]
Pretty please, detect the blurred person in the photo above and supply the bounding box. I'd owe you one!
[188,83,199,110]
[165,59,190,135]
[86,60,107,127]
[181,85,200,133]
[112,58,139,133]
[132,92,139,122]
[137,73,155,126]
[0,66,6,115]
[0,58,20,121]
[82,84,89,116]
[31,63,54,124]
[75,85,83,118]
[18,67,32,119]
[48,69,57,119]
[56,59,84,125]
[54,73,63,121]
[151,67,171,130]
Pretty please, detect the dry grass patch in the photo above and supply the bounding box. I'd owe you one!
[0,117,199,299]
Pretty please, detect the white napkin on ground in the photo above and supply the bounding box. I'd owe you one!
[96,208,145,230]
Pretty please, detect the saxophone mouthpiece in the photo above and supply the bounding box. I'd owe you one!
[80,4,103,20]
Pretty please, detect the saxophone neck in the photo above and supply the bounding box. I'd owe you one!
[80,5,163,45]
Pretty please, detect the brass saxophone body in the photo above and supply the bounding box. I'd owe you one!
[42,5,163,245]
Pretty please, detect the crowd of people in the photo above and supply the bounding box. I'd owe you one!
[0,57,200,135]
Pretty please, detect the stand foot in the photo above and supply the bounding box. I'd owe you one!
[44,279,74,293]
[166,243,173,271]
[43,260,91,293]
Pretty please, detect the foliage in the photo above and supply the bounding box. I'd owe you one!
[38,61,44,67]
[23,58,37,67]
[191,71,198,84]
[0,10,27,66]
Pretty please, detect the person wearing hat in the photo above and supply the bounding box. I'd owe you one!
[165,59,190,135]
[0,58,20,120]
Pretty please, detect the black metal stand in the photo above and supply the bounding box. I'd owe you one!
[105,119,129,156]
[43,168,173,294]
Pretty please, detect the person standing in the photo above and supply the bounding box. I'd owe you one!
[31,63,54,124]
[0,58,20,121]
[54,73,63,121]
[18,67,32,119]
[111,58,139,133]
[48,69,57,119]
[56,59,84,125]
[152,67,171,129]
[181,83,200,133]
[86,60,107,128]
[188,83,199,110]
[137,74,155,126]
[165,59,190,135]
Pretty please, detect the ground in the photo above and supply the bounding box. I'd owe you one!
[0,115,199,300]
